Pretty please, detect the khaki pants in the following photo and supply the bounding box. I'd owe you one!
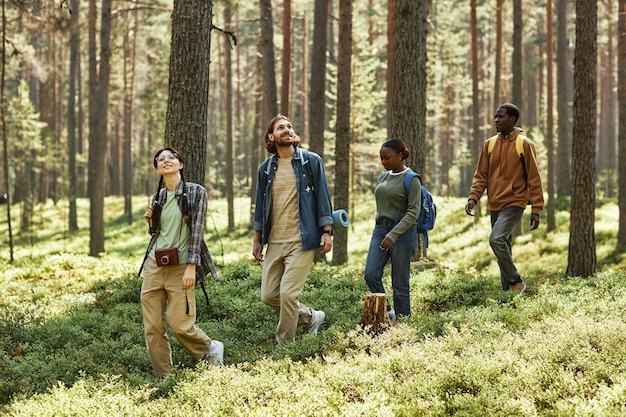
[141,257,211,377]
[261,241,316,346]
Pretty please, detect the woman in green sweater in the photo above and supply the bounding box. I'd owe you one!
[364,139,421,320]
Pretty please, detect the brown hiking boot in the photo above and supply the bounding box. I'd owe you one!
[509,281,526,294]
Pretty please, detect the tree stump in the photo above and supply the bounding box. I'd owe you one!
[360,293,390,332]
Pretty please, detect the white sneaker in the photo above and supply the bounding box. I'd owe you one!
[387,308,396,324]
[204,340,224,366]
[308,310,326,335]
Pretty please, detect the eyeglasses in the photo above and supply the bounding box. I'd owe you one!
[156,154,179,163]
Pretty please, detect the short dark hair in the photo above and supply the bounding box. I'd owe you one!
[498,103,520,123]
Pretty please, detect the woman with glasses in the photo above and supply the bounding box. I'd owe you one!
[139,147,223,381]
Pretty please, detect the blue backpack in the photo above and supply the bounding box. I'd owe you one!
[379,171,436,247]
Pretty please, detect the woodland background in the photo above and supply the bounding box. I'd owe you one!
[0,0,625,275]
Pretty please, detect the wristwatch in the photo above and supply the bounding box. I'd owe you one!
[322,229,333,236]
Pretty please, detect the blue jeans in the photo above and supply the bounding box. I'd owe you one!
[489,206,524,290]
[364,220,417,316]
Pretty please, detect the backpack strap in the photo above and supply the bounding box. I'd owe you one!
[379,171,421,196]
[487,134,528,182]
[299,148,317,196]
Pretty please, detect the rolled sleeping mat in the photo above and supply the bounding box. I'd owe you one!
[332,209,350,229]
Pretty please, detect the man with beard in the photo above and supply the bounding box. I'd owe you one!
[252,114,333,347]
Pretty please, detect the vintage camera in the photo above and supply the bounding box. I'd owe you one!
[155,247,179,266]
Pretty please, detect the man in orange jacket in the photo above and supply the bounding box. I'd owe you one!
[465,103,544,293]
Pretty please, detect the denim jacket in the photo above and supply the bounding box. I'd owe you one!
[254,147,333,251]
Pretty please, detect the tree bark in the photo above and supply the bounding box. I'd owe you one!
[470,0,481,221]
[225,5,235,232]
[280,0,291,115]
[493,0,503,111]
[512,0,523,107]
[260,0,278,125]
[122,2,138,225]
[67,0,79,231]
[546,0,556,232]
[332,0,351,266]
[391,0,426,174]
[390,0,427,259]
[88,0,112,257]
[567,0,597,277]
[309,0,328,157]
[386,0,395,136]
[618,0,626,247]
[360,293,390,332]
[556,0,573,198]
[165,0,213,185]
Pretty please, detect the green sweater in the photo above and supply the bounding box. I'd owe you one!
[375,169,421,243]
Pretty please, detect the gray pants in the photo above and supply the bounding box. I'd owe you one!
[489,206,524,290]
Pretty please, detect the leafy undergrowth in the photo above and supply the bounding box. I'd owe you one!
[2,256,626,415]
[1,196,626,415]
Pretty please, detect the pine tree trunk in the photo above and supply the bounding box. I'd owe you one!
[567,0,597,277]
[556,0,573,198]
[88,0,112,257]
[332,0,352,266]
[617,0,626,247]
[280,0,291,115]
[260,0,278,125]
[165,0,213,185]
[546,0,556,232]
[309,0,328,157]
[67,0,79,231]
[225,5,235,232]
[386,0,395,136]
[391,0,427,259]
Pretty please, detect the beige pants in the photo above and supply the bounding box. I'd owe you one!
[141,257,211,377]
[261,241,316,346]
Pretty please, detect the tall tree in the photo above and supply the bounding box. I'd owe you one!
[510,0,523,237]
[390,0,426,174]
[332,0,351,265]
[618,0,626,247]
[556,0,573,197]
[67,0,79,231]
[309,0,328,157]
[165,1,213,184]
[123,1,138,225]
[0,0,12,261]
[512,0,523,106]
[493,0,503,111]
[225,4,235,232]
[260,0,278,126]
[280,0,291,115]
[88,0,113,257]
[598,0,617,197]
[470,0,481,220]
[567,0,597,277]
[301,11,309,144]
[390,0,427,257]
[546,0,556,231]
[250,39,264,224]
[386,0,395,135]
